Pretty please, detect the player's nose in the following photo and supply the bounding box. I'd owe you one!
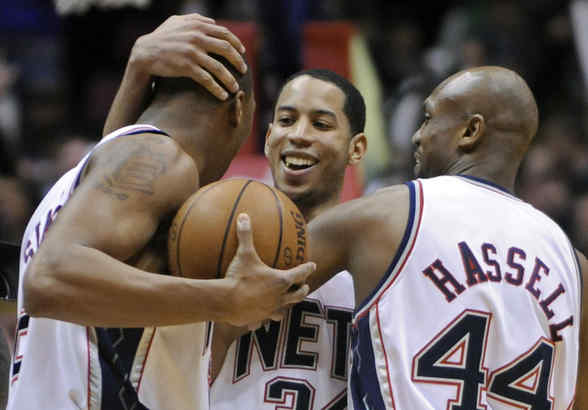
[287,119,313,146]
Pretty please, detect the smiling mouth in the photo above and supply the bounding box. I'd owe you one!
[282,155,318,171]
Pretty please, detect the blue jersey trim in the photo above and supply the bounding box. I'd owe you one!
[457,174,513,195]
[355,181,416,313]
[96,327,150,410]
[120,129,169,137]
[350,316,387,409]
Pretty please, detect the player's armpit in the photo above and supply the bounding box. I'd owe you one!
[210,322,248,383]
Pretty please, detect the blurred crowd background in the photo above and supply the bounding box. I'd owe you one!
[2,0,588,254]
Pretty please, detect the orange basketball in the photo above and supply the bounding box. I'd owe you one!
[168,178,308,279]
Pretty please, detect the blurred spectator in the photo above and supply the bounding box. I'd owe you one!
[0,177,33,244]
[0,52,20,149]
[53,134,94,178]
[572,194,588,255]
[0,0,586,258]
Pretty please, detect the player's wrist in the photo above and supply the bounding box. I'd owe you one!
[204,276,241,323]
[126,40,154,86]
[215,276,259,326]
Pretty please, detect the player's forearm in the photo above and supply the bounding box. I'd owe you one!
[103,57,152,136]
[210,322,248,382]
[23,244,231,327]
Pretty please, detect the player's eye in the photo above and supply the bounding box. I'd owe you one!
[314,121,331,130]
[278,117,294,126]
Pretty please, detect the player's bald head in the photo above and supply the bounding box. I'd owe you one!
[432,66,538,154]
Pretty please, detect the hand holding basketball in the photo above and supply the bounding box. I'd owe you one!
[221,213,314,326]
[168,178,309,279]
[167,178,316,325]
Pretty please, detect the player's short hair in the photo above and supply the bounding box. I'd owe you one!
[278,69,366,136]
[153,53,252,104]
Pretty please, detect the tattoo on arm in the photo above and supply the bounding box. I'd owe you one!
[96,141,168,200]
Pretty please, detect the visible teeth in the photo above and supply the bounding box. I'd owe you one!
[284,156,316,168]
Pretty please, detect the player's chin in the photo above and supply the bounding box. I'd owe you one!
[275,182,307,199]
[279,179,318,203]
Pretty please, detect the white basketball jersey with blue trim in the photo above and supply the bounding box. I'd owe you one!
[350,175,581,410]
[6,124,210,410]
[211,271,354,410]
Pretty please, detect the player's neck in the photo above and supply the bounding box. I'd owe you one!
[138,99,223,162]
[301,195,341,223]
[447,160,517,193]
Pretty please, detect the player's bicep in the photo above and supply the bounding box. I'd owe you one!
[307,196,374,291]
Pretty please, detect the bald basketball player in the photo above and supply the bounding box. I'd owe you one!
[301,66,586,409]
[8,14,313,410]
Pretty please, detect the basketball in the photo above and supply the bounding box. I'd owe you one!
[168,178,308,280]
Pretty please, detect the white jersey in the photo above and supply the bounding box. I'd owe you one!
[7,124,210,410]
[211,271,354,410]
[350,175,581,410]
[136,322,211,410]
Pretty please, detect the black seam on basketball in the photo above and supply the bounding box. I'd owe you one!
[175,183,220,277]
[263,184,283,268]
[217,180,253,278]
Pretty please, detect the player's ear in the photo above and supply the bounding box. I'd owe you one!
[264,123,272,158]
[459,114,485,151]
[229,90,246,128]
[347,132,367,165]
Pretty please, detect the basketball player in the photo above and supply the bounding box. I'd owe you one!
[209,69,366,409]
[7,14,313,410]
[300,66,587,409]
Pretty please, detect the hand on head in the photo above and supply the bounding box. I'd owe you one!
[131,13,247,100]
[223,214,315,327]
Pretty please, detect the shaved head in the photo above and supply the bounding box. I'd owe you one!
[433,66,539,151]
[412,66,540,190]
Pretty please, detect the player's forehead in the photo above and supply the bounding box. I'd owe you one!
[426,79,469,116]
[275,75,346,115]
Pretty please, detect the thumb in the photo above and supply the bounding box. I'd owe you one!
[235,213,259,261]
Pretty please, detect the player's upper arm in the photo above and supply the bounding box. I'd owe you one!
[307,184,410,292]
[36,133,198,263]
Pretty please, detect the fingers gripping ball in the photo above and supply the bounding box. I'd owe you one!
[168,178,308,279]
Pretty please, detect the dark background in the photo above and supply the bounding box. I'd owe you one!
[1,0,587,254]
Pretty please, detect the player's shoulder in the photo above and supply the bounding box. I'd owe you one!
[85,131,199,204]
[93,130,180,159]
[359,182,411,214]
[333,182,410,236]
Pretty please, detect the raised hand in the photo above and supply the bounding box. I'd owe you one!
[130,13,247,100]
[104,13,249,135]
